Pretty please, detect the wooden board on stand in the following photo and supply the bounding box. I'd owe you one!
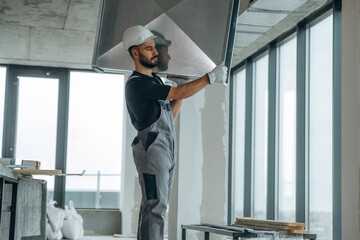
[12,169,62,176]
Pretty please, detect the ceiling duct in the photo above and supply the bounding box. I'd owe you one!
[92,0,240,79]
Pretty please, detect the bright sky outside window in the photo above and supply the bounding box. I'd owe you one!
[65,71,124,209]
[308,14,333,240]
[253,54,269,220]
[278,37,297,222]
[233,68,246,218]
[15,76,59,197]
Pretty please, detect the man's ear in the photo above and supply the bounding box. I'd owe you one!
[131,47,139,58]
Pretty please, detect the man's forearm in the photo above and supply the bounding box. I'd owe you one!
[166,75,209,100]
[171,99,183,120]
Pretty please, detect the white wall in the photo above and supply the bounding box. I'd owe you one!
[120,112,139,236]
[175,84,229,239]
[341,0,360,239]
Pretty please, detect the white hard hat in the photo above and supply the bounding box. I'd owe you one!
[122,25,156,50]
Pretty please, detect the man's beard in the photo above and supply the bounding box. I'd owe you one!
[139,52,158,68]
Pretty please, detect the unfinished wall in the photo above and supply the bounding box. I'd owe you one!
[342,0,360,239]
[173,83,229,239]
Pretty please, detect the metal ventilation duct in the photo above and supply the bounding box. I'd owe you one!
[92,0,240,79]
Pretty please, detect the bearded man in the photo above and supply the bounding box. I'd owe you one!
[123,25,227,240]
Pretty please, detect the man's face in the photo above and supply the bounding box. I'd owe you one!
[136,39,158,68]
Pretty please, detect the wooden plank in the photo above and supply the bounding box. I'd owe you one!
[233,222,304,230]
[11,169,62,176]
[291,229,310,234]
[232,224,309,234]
[233,223,286,232]
[235,217,306,227]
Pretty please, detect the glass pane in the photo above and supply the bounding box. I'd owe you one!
[66,71,124,209]
[16,76,59,198]
[233,68,246,218]
[308,14,333,240]
[278,37,297,221]
[253,54,269,219]
[0,67,6,156]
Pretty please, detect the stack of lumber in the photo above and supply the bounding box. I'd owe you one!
[232,217,309,234]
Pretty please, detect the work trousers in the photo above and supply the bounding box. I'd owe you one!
[131,100,176,240]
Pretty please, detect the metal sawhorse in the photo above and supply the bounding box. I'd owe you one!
[181,224,317,240]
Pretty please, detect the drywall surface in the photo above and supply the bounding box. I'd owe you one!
[342,0,360,239]
[176,84,229,240]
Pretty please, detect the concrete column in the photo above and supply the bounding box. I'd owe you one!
[341,0,360,239]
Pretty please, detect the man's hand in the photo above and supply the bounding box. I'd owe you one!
[207,63,228,85]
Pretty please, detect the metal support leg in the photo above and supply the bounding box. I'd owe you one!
[0,178,4,230]
[204,232,209,240]
[9,182,17,240]
[182,228,186,240]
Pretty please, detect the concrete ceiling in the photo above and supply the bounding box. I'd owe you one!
[0,0,330,70]
[232,0,329,67]
[0,0,101,69]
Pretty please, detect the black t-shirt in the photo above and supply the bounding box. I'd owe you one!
[125,71,171,131]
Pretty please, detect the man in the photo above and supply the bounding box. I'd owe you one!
[123,25,227,240]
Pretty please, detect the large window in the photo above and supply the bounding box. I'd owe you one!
[233,68,246,218]
[277,37,297,222]
[308,14,333,240]
[231,9,336,240]
[65,71,124,209]
[1,67,125,209]
[252,54,269,219]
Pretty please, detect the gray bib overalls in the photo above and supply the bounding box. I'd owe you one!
[130,77,176,240]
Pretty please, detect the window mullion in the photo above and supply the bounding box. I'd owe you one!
[332,2,342,239]
[244,60,253,217]
[267,43,277,220]
[2,66,19,158]
[54,70,70,208]
[296,22,307,224]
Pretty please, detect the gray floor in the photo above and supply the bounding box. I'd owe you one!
[81,236,135,240]
[81,236,168,240]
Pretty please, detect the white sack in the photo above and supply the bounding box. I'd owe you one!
[47,200,65,233]
[62,219,83,239]
[46,221,63,240]
[61,200,84,239]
